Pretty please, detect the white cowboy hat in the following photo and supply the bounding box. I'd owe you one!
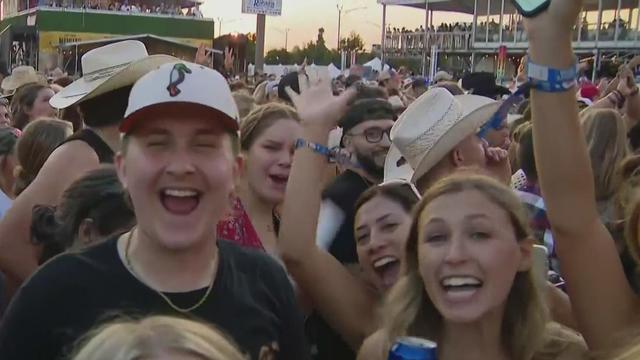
[384,143,414,182]
[50,40,177,109]
[390,87,500,183]
[1,66,47,93]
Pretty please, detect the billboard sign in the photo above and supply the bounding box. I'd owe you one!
[242,0,282,16]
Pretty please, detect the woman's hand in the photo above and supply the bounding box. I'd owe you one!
[286,81,356,131]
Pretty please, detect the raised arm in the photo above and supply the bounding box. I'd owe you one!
[0,141,99,283]
[527,0,639,350]
[278,84,379,349]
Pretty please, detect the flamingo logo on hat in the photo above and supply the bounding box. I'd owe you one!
[167,63,192,97]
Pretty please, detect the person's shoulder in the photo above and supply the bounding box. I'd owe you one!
[536,323,589,360]
[358,329,387,360]
[25,238,118,287]
[322,170,368,199]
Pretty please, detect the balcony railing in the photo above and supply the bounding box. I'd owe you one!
[384,31,472,54]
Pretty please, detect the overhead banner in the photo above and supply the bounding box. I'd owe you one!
[242,0,282,16]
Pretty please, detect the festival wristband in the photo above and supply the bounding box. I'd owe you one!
[294,139,332,159]
[527,59,578,93]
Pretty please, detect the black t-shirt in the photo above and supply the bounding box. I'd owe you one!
[313,170,372,360]
[321,170,372,265]
[0,238,309,360]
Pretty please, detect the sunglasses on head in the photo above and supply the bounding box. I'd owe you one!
[477,83,530,140]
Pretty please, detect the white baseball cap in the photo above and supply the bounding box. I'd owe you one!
[120,61,240,134]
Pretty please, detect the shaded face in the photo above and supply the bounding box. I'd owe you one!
[244,119,302,205]
[0,105,10,128]
[355,195,412,293]
[27,88,56,121]
[417,190,531,323]
[347,119,394,177]
[484,119,511,150]
[455,134,487,168]
[116,116,238,251]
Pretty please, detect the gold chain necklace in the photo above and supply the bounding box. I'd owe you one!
[123,229,216,313]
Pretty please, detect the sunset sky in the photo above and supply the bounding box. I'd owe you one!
[202,0,473,51]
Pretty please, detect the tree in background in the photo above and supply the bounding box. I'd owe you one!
[339,32,365,53]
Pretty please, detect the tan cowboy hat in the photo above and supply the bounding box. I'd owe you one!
[384,143,414,182]
[389,88,500,183]
[50,40,177,109]
[1,66,47,93]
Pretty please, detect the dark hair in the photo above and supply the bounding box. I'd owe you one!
[356,85,388,101]
[517,124,537,182]
[339,99,396,134]
[10,84,49,130]
[14,118,71,195]
[60,105,83,132]
[629,122,640,153]
[53,76,73,88]
[0,127,18,155]
[345,74,363,88]
[240,103,300,151]
[277,72,301,104]
[433,82,464,96]
[31,166,135,264]
[77,86,132,128]
[355,182,420,217]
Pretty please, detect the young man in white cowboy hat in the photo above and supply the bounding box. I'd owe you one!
[0,40,176,285]
[0,61,309,359]
[385,87,510,193]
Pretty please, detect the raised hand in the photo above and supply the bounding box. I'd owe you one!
[617,65,638,97]
[194,44,209,66]
[224,47,234,71]
[286,81,356,130]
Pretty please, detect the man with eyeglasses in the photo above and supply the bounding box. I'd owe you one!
[310,98,396,359]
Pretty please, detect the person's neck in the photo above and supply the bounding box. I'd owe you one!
[120,228,218,293]
[88,125,121,152]
[439,309,509,360]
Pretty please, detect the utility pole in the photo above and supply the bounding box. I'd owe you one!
[255,14,266,73]
[337,4,343,50]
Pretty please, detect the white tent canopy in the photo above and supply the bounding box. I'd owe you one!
[363,57,390,72]
[327,63,342,79]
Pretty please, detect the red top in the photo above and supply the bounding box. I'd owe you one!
[217,197,265,251]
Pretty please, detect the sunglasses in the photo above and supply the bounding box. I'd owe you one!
[477,83,531,140]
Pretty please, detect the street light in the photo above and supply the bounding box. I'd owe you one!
[336,4,367,50]
[216,17,241,38]
[274,27,291,51]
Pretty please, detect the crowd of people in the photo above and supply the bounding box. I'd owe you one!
[26,0,203,17]
[1,0,640,359]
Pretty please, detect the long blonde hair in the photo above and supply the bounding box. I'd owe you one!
[380,174,548,360]
[581,109,629,201]
[71,316,248,360]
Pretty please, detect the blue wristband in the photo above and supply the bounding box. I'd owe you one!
[295,139,332,159]
[527,60,578,93]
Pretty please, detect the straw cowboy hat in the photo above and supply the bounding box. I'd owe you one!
[1,66,47,93]
[385,88,500,183]
[50,40,176,109]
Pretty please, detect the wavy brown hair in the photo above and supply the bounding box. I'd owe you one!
[379,174,548,360]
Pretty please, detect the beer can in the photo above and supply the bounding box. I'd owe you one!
[388,336,437,360]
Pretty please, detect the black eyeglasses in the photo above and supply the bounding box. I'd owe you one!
[349,127,392,144]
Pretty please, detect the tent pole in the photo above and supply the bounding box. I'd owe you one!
[381,4,386,66]
[423,0,429,77]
